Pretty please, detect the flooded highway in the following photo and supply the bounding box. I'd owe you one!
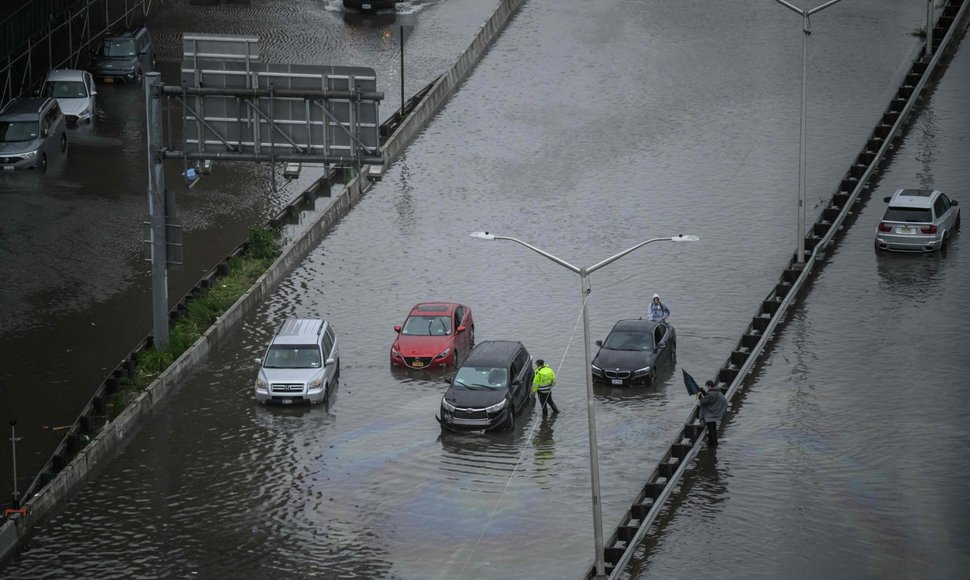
[0,0,496,504]
[3,0,969,578]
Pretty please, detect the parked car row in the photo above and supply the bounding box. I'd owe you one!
[0,26,154,172]
[253,300,680,435]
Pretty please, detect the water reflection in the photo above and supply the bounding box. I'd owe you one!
[875,250,945,301]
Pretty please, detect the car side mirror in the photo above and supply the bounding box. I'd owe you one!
[394,325,402,333]
[91,90,98,96]
[326,357,336,366]
[442,377,452,385]
[456,325,466,333]
[595,340,603,347]
[951,200,959,206]
[883,196,892,202]
[254,357,262,365]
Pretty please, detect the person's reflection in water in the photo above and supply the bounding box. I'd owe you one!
[531,415,557,489]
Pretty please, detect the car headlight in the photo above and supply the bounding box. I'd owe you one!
[390,346,400,357]
[633,366,651,375]
[485,399,508,413]
[433,348,451,360]
[78,107,91,117]
[441,397,455,412]
[308,377,324,390]
[255,378,267,391]
[591,363,603,375]
[23,150,37,159]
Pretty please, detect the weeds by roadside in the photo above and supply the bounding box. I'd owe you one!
[110,228,281,416]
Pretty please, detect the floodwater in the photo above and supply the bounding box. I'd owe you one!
[0,0,497,505]
[3,0,969,578]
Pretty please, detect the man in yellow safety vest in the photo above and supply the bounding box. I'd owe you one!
[532,359,559,416]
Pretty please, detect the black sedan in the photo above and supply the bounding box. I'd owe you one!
[591,319,676,387]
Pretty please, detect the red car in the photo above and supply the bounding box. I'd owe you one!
[390,302,475,369]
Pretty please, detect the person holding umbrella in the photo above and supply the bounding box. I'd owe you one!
[697,380,728,448]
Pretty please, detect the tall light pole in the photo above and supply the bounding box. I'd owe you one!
[470,232,699,577]
[772,0,843,264]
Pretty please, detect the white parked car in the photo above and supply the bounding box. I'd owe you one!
[875,188,960,254]
[41,69,97,124]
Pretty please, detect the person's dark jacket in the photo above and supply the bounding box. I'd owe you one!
[698,388,728,423]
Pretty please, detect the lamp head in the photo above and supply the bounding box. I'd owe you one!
[671,234,700,242]
[469,231,496,241]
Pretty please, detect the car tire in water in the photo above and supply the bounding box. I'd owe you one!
[60,133,67,153]
[956,212,962,231]
[39,153,47,173]
[941,233,950,257]
[505,406,516,431]
[452,349,459,368]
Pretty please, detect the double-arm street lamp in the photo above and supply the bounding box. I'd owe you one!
[772,0,844,264]
[470,231,699,577]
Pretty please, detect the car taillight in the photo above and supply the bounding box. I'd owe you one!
[877,222,893,232]
[920,224,938,234]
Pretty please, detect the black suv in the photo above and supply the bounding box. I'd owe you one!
[90,26,155,83]
[438,340,534,432]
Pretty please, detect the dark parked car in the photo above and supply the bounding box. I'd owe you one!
[591,319,676,387]
[90,26,155,84]
[343,0,401,12]
[438,341,534,432]
[875,188,960,253]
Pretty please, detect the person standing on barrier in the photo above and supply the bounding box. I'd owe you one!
[532,359,559,417]
[698,380,727,447]
[647,293,670,322]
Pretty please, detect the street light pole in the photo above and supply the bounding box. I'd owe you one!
[772,0,843,264]
[9,421,20,508]
[470,232,699,577]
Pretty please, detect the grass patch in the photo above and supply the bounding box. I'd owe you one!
[108,228,281,417]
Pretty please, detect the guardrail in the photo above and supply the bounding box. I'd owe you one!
[589,0,968,577]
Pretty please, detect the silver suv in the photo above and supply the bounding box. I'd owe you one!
[0,97,67,172]
[254,319,340,405]
[875,188,960,253]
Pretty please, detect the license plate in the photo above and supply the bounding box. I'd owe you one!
[362,3,371,8]
[2,165,13,171]
[611,379,623,385]
[898,226,916,234]
[103,77,113,83]
[281,398,292,405]
[412,361,424,368]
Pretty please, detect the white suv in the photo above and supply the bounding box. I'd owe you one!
[254,319,339,405]
[875,188,960,253]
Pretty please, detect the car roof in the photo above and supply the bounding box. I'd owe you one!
[45,69,87,82]
[609,319,662,333]
[889,188,940,209]
[409,302,460,316]
[105,27,148,40]
[463,340,525,366]
[271,318,325,345]
[0,97,52,120]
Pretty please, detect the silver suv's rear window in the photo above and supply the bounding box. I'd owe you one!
[884,207,932,222]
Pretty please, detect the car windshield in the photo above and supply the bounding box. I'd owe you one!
[0,121,38,143]
[402,315,451,336]
[884,207,932,223]
[102,38,136,57]
[43,81,87,99]
[263,344,322,368]
[603,330,654,351]
[453,366,507,390]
